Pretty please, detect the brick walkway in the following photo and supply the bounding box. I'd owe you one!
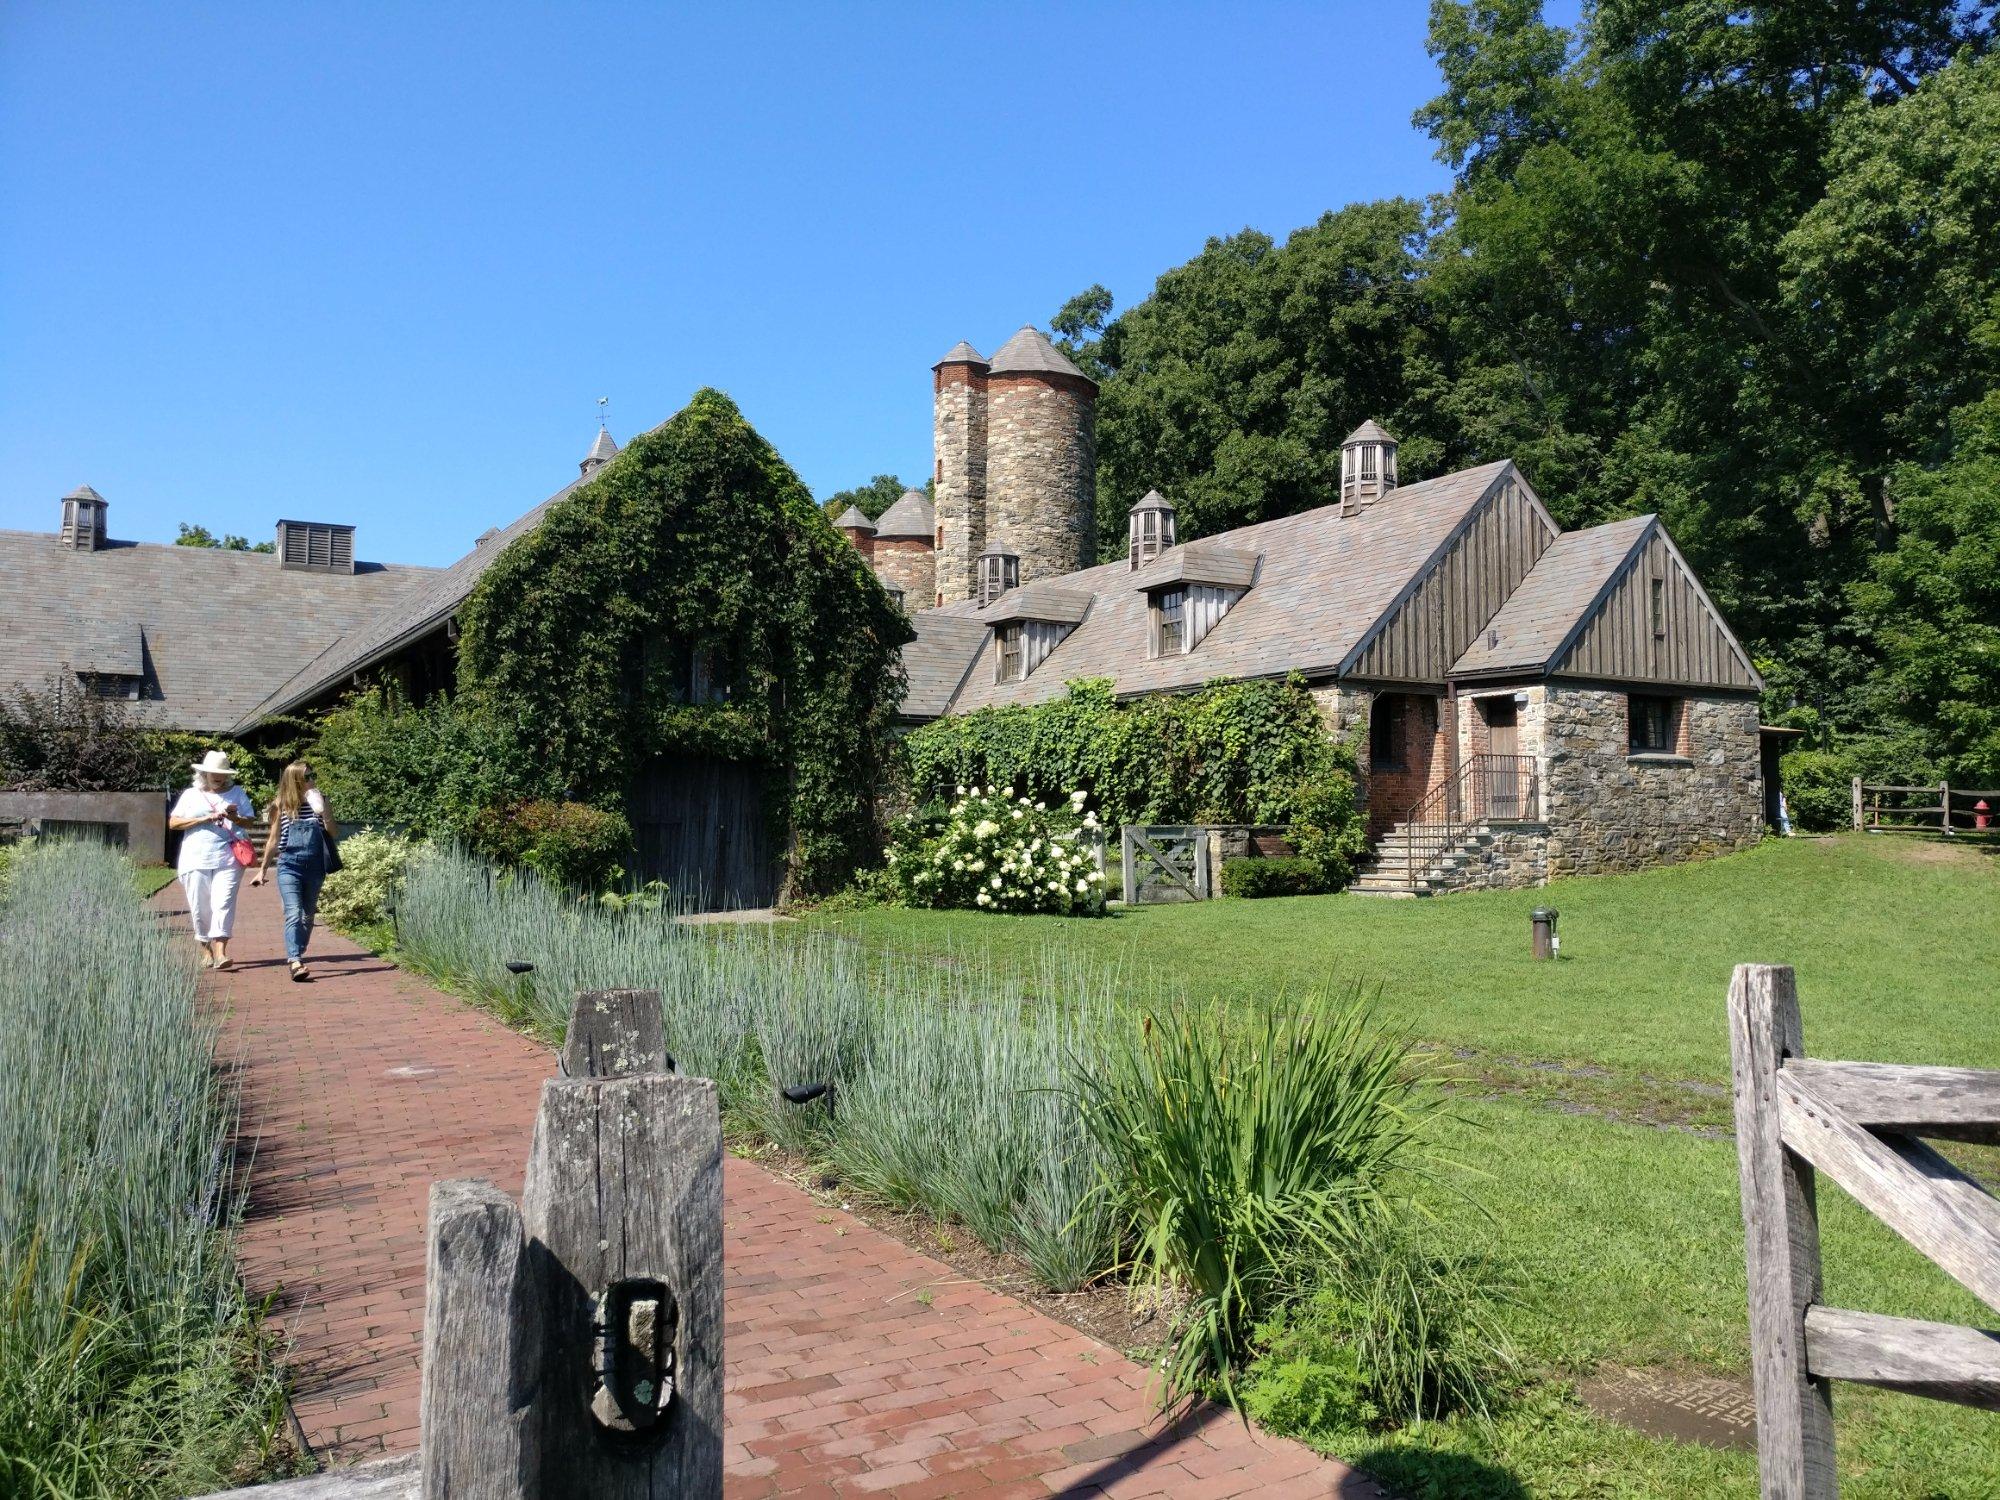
[164,879,1374,1496]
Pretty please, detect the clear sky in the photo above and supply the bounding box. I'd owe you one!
[0,2,1578,567]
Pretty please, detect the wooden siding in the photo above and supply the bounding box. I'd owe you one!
[627,755,781,910]
[1557,531,1759,689]
[1349,478,1555,683]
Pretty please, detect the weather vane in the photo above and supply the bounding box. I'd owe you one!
[596,395,609,432]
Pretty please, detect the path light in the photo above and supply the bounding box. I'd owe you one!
[781,1082,834,1118]
[504,960,536,975]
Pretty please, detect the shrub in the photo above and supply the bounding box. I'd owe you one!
[0,679,272,801]
[0,841,288,1491]
[1780,748,1857,832]
[306,686,524,840]
[470,800,633,892]
[1288,770,1368,889]
[1221,856,1327,899]
[888,786,1107,914]
[318,830,418,930]
[1074,1002,1434,1404]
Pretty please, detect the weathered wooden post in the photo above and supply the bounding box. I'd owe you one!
[1849,776,1862,832]
[421,987,721,1498]
[1728,964,1838,1498]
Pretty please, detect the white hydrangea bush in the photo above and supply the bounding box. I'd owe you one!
[889,786,1107,915]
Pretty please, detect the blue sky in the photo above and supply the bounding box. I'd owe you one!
[0,2,1579,566]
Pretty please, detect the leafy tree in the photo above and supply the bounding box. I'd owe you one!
[819,474,929,522]
[174,523,274,553]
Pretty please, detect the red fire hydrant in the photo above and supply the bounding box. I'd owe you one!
[1977,799,1991,831]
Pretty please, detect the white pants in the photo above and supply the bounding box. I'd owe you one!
[180,864,243,942]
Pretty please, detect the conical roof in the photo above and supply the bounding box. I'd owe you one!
[931,340,988,369]
[986,325,1093,384]
[1342,419,1395,446]
[834,505,875,531]
[978,536,1019,557]
[64,484,106,502]
[873,489,935,540]
[584,428,619,464]
[1130,488,1174,512]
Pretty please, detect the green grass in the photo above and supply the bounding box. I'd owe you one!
[131,862,179,899]
[808,835,2000,1496]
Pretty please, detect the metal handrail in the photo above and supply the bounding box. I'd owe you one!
[1400,753,1542,887]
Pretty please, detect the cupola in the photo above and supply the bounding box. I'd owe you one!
[59,485,108,551]
[581,427,619,477]
[1339,420,1398,514]
[976,540,1020,608]
[1127,489,1176,571]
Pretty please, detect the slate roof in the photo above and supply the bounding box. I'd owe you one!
[1129,541,1260,592]
[1343,419,1396,445]
[1450,515,1655,677]
[236,464,613,730]
[932,341,987,368]
[584,428,618,466]
[985,326,1094,384]
[1130,489,1174,513]
[0,531,437,734]
[899,612,988,720]
[913,460,1518,717]
[872,489,934,540]
[980,583,1094,627]
[64,484,106,503]
[834,505,875,531]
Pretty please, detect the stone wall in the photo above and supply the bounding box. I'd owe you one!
[1541,686,1762,877]
[933,363,988,606]
[0,788,168,862]
[869,539,934,608]
[983,372,1096,586]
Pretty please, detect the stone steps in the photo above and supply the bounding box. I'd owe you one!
[1351,822,1504,897]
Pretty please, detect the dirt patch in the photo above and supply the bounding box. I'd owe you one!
[737,1139,1165,1359]
[1575,1364,1757,1451]
[1863,830,2000,866]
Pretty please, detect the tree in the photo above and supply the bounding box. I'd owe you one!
[175,522,274,553]
[819,474,928,522]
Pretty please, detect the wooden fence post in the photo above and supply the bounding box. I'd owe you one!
[1941,781,1953,837]
[1850,777,1862,832]
[1728,963,1839,1499]
[562,988,670,1079]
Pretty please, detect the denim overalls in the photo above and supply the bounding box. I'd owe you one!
[276,807,327,963]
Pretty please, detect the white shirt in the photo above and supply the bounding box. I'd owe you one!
[172,783,255,872]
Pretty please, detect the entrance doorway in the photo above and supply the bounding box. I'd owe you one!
[1478,697,1522,819]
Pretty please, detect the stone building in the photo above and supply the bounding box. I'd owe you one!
[892,408,1771,895]
[837,490,935,609]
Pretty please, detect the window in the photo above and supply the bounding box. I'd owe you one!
[884,585,906,611]
[1628,694,1678,754]
[78,671,141,701]
[1650,576,1666,639]
[1153,588,1186,657]
[996,624,1025,682]
[1370,696,1404,771]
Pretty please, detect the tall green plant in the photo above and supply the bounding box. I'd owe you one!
[1075,1001,1434,1404]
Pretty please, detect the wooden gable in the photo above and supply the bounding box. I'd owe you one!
[1555,525,1760,690]
[1343,467,1559,684]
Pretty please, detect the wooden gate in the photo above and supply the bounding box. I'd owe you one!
[1728,964,2000,1498]
[1120,825,1211,905]
[628,756,780,911]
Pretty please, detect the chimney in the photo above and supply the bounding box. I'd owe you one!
[276,519,356,574]
[581,427,619,477]
[59,485,108,551]
[1339,421,1398,515]
[1127,489,1176,570]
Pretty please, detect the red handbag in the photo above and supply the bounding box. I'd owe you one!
[209,794,258,867]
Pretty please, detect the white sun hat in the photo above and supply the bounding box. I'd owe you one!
[190,749,238,779]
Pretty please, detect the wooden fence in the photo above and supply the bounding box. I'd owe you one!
[1850,777,2000,834]
[1727,964,2000,1498]
[218,989,723,1500]
[1120,825,1211,904]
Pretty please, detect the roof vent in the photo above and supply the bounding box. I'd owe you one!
[1340,421,1398,515]
[1128,489,1176,571]
[276,519,356,574]
[59,485,108,551]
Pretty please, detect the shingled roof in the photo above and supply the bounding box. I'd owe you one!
[0,532,436,734]
[872,489,934,540]
[834,505,875,531]
[1451,516,1655,678]
[918,460,1518,716]
[899,612,987,720]
[985,326,1094,385]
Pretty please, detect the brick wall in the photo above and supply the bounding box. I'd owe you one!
[869,538,935,608]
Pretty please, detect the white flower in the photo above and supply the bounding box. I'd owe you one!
[953,859,965,871]
[969,859,985,873]
[976,891,991,906]
[1035,801,1047,812]
[1011,809,1024,820]
[990,875,1002,890]
[1069,790,1087,809]
[885,849,898,864]
[1075,879,1089,893]
[973,819,999,839]
[956,785,967,796]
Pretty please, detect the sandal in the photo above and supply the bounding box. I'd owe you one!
[199,952,213,970]
[289,962,311,983]
[212,957,231,972]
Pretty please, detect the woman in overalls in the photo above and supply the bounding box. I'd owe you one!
[251,761,339,982]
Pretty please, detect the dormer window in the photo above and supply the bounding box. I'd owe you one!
[1153,588,1186,656]
[984,584,1091,683]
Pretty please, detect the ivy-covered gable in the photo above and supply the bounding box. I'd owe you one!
[455,388,913,893]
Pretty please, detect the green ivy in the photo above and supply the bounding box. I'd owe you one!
[453,390,912,896]
[903,675,1355,828]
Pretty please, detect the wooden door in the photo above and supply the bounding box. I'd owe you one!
[1481,698,1521,818]
[628,756,781,910]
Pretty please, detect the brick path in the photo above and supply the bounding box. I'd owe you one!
[164,879,1374,1496]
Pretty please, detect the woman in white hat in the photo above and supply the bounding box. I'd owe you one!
[168,749,258,969]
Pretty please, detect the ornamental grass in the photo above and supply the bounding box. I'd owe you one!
[0,840,287,1496]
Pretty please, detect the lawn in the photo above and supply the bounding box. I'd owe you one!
[808,834,2000,1496]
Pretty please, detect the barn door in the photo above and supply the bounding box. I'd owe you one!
[628,757,779,910]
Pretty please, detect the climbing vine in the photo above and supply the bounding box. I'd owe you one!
[454,390,911,895]
[903,675,1356,829]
